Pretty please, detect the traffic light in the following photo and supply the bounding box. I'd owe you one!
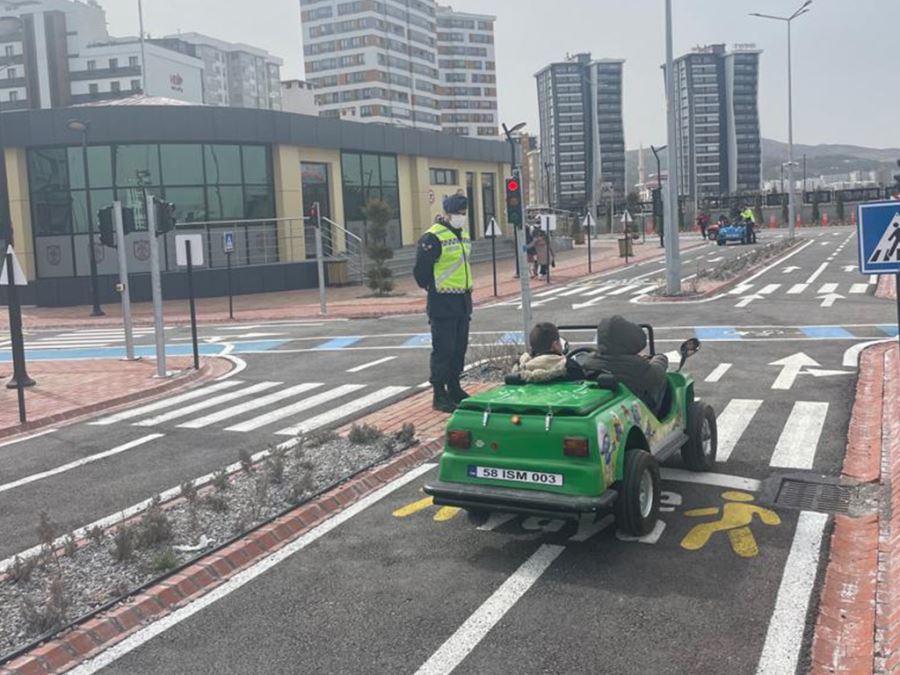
[651,188,663,220]
[893,159,900,196]
[98,206,115,247]
[505,176,522,228]
[154,199,177,235]
[122,207,136,235]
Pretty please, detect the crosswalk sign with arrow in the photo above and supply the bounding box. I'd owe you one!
[583,212,596,231]
[0,245,27,286]
[484,217,502,238]
[857,202,900,274]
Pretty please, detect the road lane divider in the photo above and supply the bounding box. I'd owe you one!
[346,356,398,373]
[769,402,829,470]
[714,399,763,462]
[89,381,244,426]
[805,262,829,284]
[704,363,732,382]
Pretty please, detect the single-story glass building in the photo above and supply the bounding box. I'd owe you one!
[0,103,510,306]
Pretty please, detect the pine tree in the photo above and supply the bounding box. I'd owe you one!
[362,198,395,296]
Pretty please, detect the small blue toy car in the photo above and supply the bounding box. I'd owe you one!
[717,223,750,246]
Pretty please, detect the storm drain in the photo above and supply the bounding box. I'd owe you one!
[760,474,854,514]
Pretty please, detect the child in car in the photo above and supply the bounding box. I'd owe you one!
[511,322,585,383]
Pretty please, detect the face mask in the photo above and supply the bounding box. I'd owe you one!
[449,214,466,228]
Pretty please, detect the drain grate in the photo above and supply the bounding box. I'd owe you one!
[760,474,854,514]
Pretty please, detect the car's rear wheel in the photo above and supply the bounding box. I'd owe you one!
[682,401,718,471]
[615,449,660,536]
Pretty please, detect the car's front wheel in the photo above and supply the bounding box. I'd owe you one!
[682,401,718,471]
[615,449,660,536]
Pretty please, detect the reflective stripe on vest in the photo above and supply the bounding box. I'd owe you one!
[427,222,472,293]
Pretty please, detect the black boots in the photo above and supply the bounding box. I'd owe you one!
[447,378,471,404]
[432,384,457,413]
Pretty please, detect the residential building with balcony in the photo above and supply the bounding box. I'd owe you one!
[281,79,319,116]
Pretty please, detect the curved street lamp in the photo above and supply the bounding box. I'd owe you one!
[67,118,104,316]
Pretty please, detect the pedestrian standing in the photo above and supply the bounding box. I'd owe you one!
[697,211,709,240]
[533,229,554,279]
[413,192,473,413]
[526,222,538,278]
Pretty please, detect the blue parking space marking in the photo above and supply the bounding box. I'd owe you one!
[314,337,361,350]
[496,332,525,345]
[403,334,432,347]
[230,340,289,353]
[0,340,287,363]
[879,325,899,337]
[800,326,853,339]
[694,326,740,341]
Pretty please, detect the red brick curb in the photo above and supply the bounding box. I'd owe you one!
[1,438,444,674]
[0,357,233,441]
[876,275,897,301]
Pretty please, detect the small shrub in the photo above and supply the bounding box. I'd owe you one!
[111,526,135,563]
[87,525,105,546]
[21,576,68,636]
[201,494,229,513]
[238,448,255,475]
[265,448,286,485]
[348,423,384,445]
[138,496,173,548]
[10,555,37,584]
[180,480,198,505]
[152,548,179,573]
[231,509,251,536]
[253,474,270,519]
[37,511,56,548]
[305,429,339,448]
[394,423,416,449]
[212,469,230,492]
[62,535,78,558]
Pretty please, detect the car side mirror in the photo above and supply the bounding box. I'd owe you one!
[678,338,701,372]
[559,337,570,355]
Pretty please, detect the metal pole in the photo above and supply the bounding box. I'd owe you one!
[509,140,520,278]
[663,0,682,295]
[186,240,199,370]
[5,250,34,390]
[896,273,900,361]
[545,228,551,285]
[138,0,148,94]
[314,205,326,315]
[490,231,497,296]
[146,194,167,377]
[226,252,234,319]
[587,210,593,274]
[787,20,796,238]
[81,129,104,316]
[113,201,136,361]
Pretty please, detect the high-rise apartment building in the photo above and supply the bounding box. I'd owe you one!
[670,43,761,198]
[435,5,497,138]
[535,53,625,213]
[300,0,441,130]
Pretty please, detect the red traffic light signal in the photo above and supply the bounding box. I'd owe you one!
[507,179,519,193]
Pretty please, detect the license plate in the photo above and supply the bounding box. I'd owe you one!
[467,465,564,487]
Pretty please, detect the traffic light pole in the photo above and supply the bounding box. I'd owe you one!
[146,194,168,377]
[113,201,136,361]
[663,0,682,295]
[514,169,532,345]
[313,202,327,316]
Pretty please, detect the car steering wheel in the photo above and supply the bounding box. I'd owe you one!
[567,347,595,363]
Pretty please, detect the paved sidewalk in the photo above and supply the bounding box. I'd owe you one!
[0,357,231,437]
[1,235,706,330]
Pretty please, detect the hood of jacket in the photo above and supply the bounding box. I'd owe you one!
[595,315,646,356]
[513,352,568,383]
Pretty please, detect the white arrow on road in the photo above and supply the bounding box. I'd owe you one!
[735,294,764,308]
[572,296,605,310]
[842,265,857,272]
[818,293,844,308]
[770,353,821,390]
[782,266,801,274]
[806,368,853,378]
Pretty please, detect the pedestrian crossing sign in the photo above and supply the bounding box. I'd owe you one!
[858,201,900,274]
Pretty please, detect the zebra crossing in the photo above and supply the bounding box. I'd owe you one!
[492,277,663,311]
[89,379,410,437]
[729,278,877,307]
[25,327,160,350]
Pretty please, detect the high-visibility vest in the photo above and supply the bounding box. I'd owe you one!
[741,209,755,223]
[427,222,472,293]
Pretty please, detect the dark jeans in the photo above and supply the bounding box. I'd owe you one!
[429,315,470,385]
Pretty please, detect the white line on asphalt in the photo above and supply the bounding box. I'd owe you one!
[177,383,324,429]
[89,381,244,425]
[843,339,894,368]
[849,283,869,294]
[607,284,641,296]
[70,462,438,675]
[755,511,828,675]
[704,363,732,383]
[133,382,283,427]
[216,354,247,380]
[769,402,829,470]
[0,428,59,449]
[758,284,781,295]
[787,283,808,295]
[740,240,814,286]
[729,284,754,295]
[0,434,163,494]
[572,296,606,310]
[556,286,593,297]
[818,283,838,294]
[276,386,410,436]
[225,384,366,432]
[414,544,565,675]
[805,262,829,284]
[870,275,878,284]
[532,285,572,299]
[346,356,398,373]
[714,399,763,462]
[661,468,761,492]
[579,283,618,297]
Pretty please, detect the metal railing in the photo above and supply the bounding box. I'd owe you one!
[321,216,365,285]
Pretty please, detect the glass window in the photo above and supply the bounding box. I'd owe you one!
[244,185,274,219]
[204,144,242,184]
[71,189,115,234]
[160,144,204,186]
[380,155,398,185]
[241,145,270,184]
[341,152,402,247]
[67,146,113,189]
[111,81,120,92]
[164,187,206,223]
[28,148,69,235]
[341,153,362,187]
[206,185,244,220]
[87,60,95,71]
[114,144,160,187]
[89,83,98,94]
[361,154,381,197]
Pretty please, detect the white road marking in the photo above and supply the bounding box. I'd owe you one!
[735,294,763,308]
[607,284,641,296]
[755,511,828,675]
[660,468,761,492]
[817,283,838,294]
[134,382,282,427]
[769,402,829,469]
[843,339,894,368]
[818,293,843,308]
[557,286,594,297]
[759,284,781,295]
[89,381,244,425]
[276,386,409,436]
[216,354,247,380]
[729,284,754,295]
[178,383,324,429]
[770,353,819,390]
[0,434,163,494]
[805,262,828,284]
[0,428,59,449]
[870,275,877,284]
[71,463,437,675]
[579,284,616,297]
[225,384,366,432]
[787,283,808,295]
[572,296,606,310]
[704,363,732,383]
[346,356,398,373]
[532,285,573,299]
[714,399,763,461]
[849,283,869,294]
[414,544,565,675]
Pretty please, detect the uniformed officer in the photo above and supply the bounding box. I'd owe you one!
[740,205,758,243]
[413,192,473,413]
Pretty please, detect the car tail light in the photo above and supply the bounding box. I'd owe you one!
[563,437,589,457]
[447,430,471,449]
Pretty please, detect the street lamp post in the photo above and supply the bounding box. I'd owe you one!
[67,119,104,316]
[751,0,813,239]
[543,161,553,210]
[502,121,532,345]
[663,0,682,294]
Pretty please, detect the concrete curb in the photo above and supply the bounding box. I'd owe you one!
[876,275,896,301]
[0,439,443,674]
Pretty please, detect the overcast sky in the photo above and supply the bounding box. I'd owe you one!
[105,0,900,150]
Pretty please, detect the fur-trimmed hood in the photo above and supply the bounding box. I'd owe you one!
[513,352,568,383]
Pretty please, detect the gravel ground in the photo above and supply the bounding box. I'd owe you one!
[0,429,414,659]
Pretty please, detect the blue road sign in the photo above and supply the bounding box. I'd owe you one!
[223,231,235,254]
[858,201,900,274]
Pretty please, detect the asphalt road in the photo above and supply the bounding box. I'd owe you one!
[2,226,894,673]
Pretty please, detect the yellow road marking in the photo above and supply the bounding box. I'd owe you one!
[681,491,780,558]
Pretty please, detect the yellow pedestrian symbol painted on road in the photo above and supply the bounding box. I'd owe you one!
[680,491,781,558]
[392,495,461,522]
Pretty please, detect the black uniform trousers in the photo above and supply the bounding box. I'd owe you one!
[429,315,470,386]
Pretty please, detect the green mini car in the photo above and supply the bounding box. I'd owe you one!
[424,325,718,536]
